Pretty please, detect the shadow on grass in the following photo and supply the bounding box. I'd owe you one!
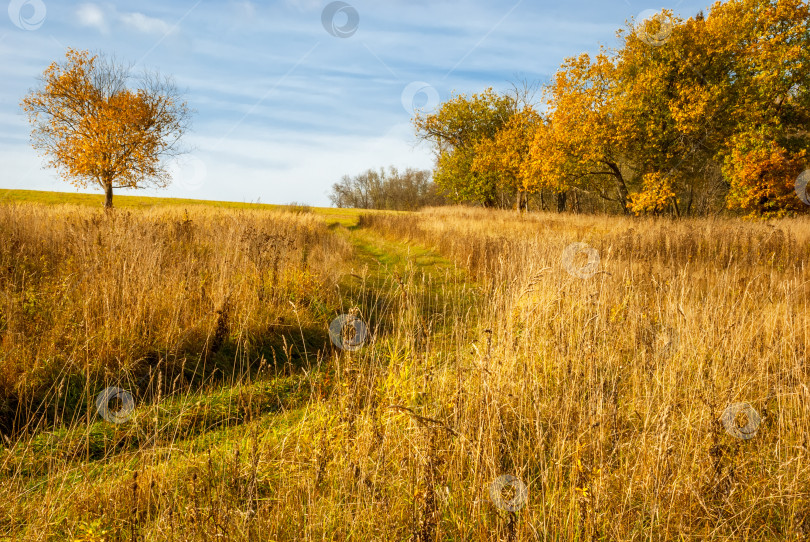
[0,321,334,445]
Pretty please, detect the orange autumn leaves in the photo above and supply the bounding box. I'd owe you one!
[21,49,190,208]
[724,131,808,215]
[414,0,810,217]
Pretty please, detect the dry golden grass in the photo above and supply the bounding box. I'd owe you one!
[0,204,350,434]
[359,206,810,540]
[1,202,809,541]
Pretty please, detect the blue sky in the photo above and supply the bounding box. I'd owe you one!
[0,0,707,206]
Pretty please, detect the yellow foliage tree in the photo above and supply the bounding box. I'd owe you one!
[708,0,810,215]
[628,172,676,215]
[616,0,810,216]
[529,0,808,217]
[529,52,632,213]
[471,107,542,211]
[21,49,192,209]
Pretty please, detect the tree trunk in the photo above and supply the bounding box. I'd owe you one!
[686,184,694,216]
[104,182,114,209]
[605,161,630,215]
[556,191,567,213]
[515,190,528,213]
[540,190,545,211]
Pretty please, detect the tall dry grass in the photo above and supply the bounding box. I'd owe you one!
[1,203,810,540]
[356,206,810,540]
[0,203,351,436]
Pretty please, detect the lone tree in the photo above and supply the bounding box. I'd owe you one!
[21,48,192,209]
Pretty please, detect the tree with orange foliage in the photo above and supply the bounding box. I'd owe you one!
[414,0,809,216]
[708,0,810,216]
[617,0,810,216]
[628,173,676,215]
[22,49,192,209]
[723,129,807,217]
[530,52,633,214]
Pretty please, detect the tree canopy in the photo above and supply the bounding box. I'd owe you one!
[22,48,192,209]
[414,0,810,217]
[413,88,514,207]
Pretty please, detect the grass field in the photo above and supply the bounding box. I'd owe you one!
[0,188,284,209]
[1,190,809,541]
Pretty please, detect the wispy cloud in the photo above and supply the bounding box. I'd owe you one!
[283,0,322,13]
[75,3,174,36]
[119,12,174,35]
[233,1,258,18]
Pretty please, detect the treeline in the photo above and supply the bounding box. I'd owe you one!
[414,0,810,217]
[328,166,445,210]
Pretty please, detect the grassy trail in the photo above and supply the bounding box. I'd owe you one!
[333,212,480,357]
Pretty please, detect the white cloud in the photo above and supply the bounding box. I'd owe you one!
[149,124,434,206]
[76,3,108,34]
[119,12,174,36]
[75,3,174,36]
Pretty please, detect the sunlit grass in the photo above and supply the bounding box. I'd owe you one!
[1,198,809,540]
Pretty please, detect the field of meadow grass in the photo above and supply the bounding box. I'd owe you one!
[1,197,809,540]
